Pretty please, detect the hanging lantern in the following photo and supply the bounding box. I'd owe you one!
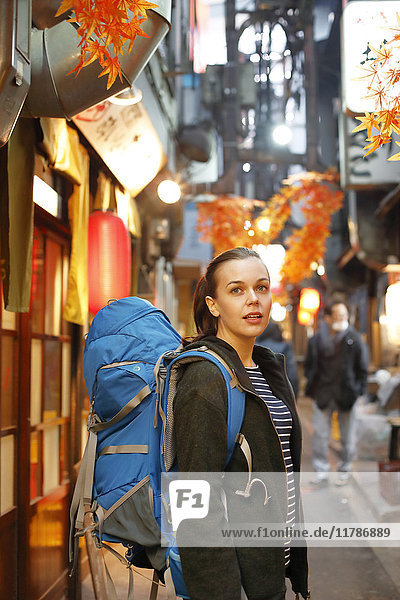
[88,211,131,315]
[297,306,314,327]
[299,287,321,313]
[385,281,400,345]
[297,288,320,326]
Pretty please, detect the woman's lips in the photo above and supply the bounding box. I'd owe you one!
[244,313,262,321]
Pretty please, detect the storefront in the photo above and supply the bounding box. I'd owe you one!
[0,70,176,597]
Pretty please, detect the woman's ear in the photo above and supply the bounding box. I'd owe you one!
[205,295,219,318]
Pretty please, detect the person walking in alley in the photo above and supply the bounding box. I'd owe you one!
[174,247,310,600]
[304,300,369,487]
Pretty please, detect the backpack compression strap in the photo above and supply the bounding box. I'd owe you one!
[69,383,152,565]
[89,384,151,432]
[69,430,97,564]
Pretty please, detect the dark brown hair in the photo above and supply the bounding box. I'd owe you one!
[325,299,350,317]
[184,247,265,345]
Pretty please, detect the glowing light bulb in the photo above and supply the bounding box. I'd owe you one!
[272,124,292,145]
[157,180,181,204]
[257,217,271,232]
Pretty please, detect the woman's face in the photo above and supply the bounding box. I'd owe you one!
[205,257,272,346]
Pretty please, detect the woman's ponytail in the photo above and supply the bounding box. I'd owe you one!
[192,276,218,338]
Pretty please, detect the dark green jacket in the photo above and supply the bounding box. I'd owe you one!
[173,336,309,600]
[304,325,368,410]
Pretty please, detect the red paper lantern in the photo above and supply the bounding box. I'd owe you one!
[299,288,320,313]
[297,288,320,326]
[88,211,131,314]
[297,307,314,326]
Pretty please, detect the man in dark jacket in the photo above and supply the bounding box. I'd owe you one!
[304,301,368,487]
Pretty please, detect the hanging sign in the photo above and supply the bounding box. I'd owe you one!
[339,112,400,188]
[341,1,400,115]
[73,99,167,196]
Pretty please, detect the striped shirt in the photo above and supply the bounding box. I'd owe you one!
[245,365,296,566]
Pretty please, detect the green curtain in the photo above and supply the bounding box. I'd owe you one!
[0,118,36,312]
[39,118,89,325]
[39,118,82,185]
[63,136,89,326]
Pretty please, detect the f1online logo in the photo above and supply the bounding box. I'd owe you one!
[169,480,210,530]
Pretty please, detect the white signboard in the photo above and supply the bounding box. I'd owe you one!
[73,99,166,196]
[341,1,400,114]
[339,112,400,187]
[175,202,213,264]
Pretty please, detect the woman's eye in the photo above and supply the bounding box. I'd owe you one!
[257,284,269,292]
[230,287,242,294]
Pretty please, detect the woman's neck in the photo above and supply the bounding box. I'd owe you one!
[216,333,256,367]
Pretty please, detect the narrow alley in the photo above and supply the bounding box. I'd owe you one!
[81,392,400,600]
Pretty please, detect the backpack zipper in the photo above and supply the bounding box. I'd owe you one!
[99,360,150,370]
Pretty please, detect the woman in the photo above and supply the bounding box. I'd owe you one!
[173,247,309,600]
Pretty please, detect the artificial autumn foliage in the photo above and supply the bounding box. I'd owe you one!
[56,0,157,89]
[197,195,265,253]
[197,170,343,286]
[258,170,344,285]
[352,14,400,160]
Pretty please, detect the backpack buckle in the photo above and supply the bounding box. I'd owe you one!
[158,365,167,380]
[87,407,101,430]
[162,350,180,367]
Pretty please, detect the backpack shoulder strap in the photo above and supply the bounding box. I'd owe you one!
[195,348,245,466]
[165,347,246,468]
[196,351,262,500]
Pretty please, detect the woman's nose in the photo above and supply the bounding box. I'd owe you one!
[247,289,259,303]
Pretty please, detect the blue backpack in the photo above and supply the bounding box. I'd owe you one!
[70,296,247,599]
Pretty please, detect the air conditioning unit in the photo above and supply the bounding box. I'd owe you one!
[238,62,256,108]
[201,65,223,107]
[0,0,31,146]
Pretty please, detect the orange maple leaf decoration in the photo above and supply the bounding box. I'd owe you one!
[353,15,400,160]
[197,196,266,255]
[56,0,157,89]
[196,170,344,286]
[362,133,391,157]
[352,112,380,139]
[387,141,400,161]
[258,170,344,285]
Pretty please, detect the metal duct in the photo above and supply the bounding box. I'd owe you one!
[32,0,69,29]
[0,0,31,146]
[178,125,214,163]
[23,0,171,119]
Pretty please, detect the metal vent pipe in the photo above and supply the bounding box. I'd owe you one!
[23,0,171,119]
[0,0,31,146]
